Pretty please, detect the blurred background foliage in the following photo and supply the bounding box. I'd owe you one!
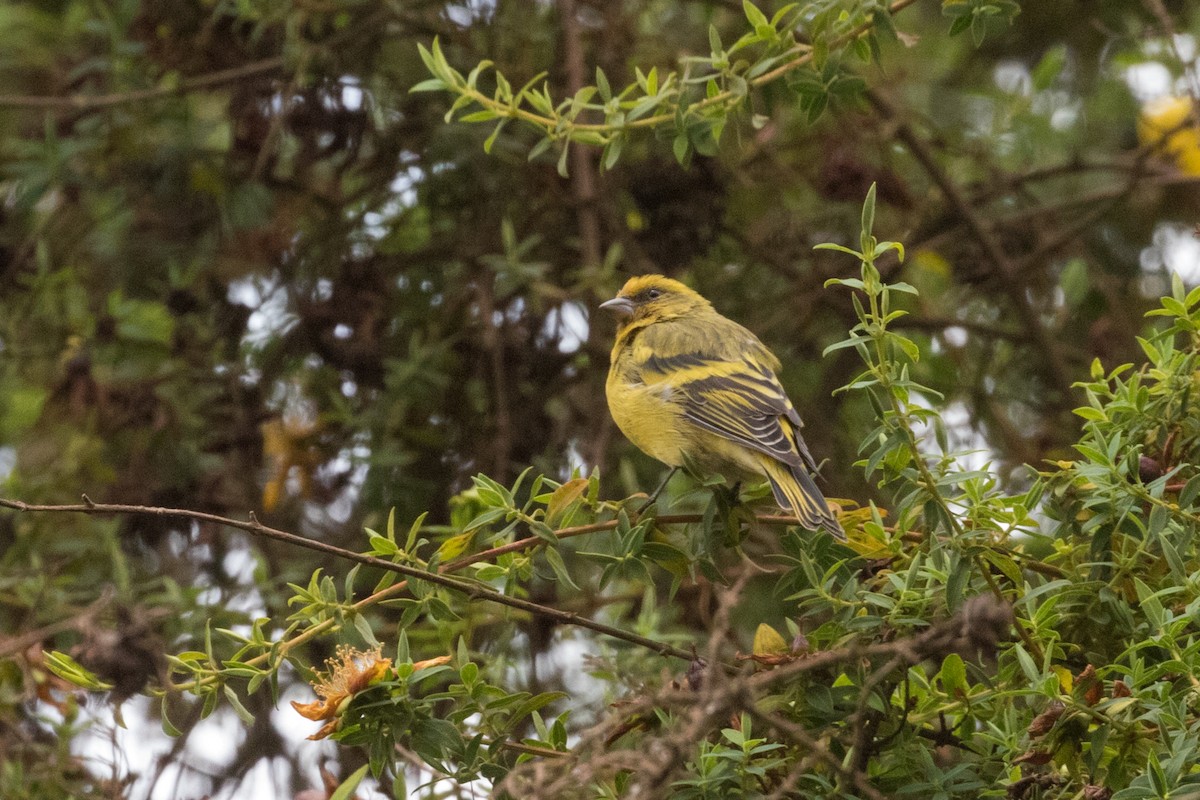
[0,0,1199,797]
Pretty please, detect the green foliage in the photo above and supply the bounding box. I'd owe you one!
[1,0,1198,796]
[31,188,1200,798]
[417,0,1020,173]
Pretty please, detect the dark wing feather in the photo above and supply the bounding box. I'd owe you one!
[634,323,817,472]
[677,363,817,472]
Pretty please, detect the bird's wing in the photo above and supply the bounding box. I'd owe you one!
[633,323,818,473]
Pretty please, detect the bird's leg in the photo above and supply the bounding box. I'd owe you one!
[639,467,680,512]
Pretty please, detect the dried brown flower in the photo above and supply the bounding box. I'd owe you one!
[291,645,395,740]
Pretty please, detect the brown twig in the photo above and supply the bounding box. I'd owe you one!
[866,88,1076,399]
[502,593,1014,792]
[559,0,603,267]
[0,589,113,659]
[746,705,888,800]
[0,58,286,111]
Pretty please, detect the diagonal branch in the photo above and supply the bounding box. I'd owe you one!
[0,496,695,663]
[0,58,286,111]
[866,88,1076,400]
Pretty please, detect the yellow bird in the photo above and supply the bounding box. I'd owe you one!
[601,274,843,538]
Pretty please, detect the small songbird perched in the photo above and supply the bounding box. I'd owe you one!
[601,274,843,539]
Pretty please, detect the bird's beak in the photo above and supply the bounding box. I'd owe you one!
[599,296,635,317]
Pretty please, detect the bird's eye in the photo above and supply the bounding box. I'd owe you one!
[647,288,662,299]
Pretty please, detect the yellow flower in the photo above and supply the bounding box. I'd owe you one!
[1138,96,1200,176]
[291,645,394,740]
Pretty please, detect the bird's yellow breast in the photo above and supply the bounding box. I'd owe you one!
[605,366,687,466]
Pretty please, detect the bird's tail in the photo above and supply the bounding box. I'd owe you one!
[758,455,844,540]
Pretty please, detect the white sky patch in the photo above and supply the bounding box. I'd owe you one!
[994,61,1031,96]
[72,698,346,800]
[1139,223,1200,291]
[314,442,370,524]
[222,546,259,584]
[1125,62,1173,102]
[938,400,994,473]
[444,0,497,26]
[228,274,296,350]
[942,326,968,348]
[564,439,588,479]
[360,166,425,240]
[550,636,608,707]
[390,166,424,207]
[542,301,590,354]
[0,446,15,482]
[993,60,1080,131]
[907,394,996,476]
[340,77,364,111]
[1124,35,1199,102]
[1048,104,1078,131]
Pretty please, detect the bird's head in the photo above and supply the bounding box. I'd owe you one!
[599,275,711,325]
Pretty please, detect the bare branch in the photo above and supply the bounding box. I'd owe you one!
[0,58,286,111]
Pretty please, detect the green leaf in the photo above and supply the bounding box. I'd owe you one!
[557,142,571,177]
[708,24,723,57]
[223,685,255,724]
[743,0,769,30]
[1147,754,1168,796]
[939,653,967,695]
[459,110,498,123]
[753,623,789,656]
[1013,644,1041,684]
[330,764,370,800]
[1031,44,1067,91]
[546,477,589,526]
[595,66,612,101]
[543,546,580,591]
[1179,475,1200,507]
[528,136,553,161]
[108,293,175,346]
[43,651,111,690]
[601,135,624,171]
[483,120,508,154]
[529,520,558,544]
[369,533,398,555]
[160,699,183,737]
[948,12,972,37]
[861,183,877,239]
[410,78,447,93]
[815,243,864,258]
[353,613,379,647]
[1072,406,1107,422]
[672,134,690,165]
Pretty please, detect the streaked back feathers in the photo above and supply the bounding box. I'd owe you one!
[601,274,843,537]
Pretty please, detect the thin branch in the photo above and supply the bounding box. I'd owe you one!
[744,705,888,800]
[0,590,112,659]
[893,314,1031,341]
[164,508,822,692]
[442,510,814,572]
[866,88,1076,399]
[0,58,286,111]
[559,0,603,267]
[0,496,694,663]
[747,594,1014,692]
